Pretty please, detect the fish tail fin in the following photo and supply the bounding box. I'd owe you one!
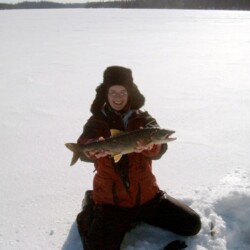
[65,143,80,166]
[70,152,80,166]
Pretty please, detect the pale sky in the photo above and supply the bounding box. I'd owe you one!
[1,0,99,3]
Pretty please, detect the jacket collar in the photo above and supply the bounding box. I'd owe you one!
[101,104,135,129]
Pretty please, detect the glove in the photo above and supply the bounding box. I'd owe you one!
[163,240,187,250]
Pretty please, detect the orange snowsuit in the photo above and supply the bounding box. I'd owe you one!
[77,106,167,207]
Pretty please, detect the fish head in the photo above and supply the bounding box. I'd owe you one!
[150,128,176,143]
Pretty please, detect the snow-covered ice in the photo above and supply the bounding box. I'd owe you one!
[0,8,250,250]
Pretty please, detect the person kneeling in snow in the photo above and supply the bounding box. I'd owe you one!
[75,66,201,249]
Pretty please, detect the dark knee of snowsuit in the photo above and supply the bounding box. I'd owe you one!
[143,191,202,237]
[76,190,95,249]
[82,205,129,249]
[77,190,94,229]
[185,213,201,236]
[76,190,125,250]
[163,192,201,236]
[173,212,201,237]
[82,190,95,208]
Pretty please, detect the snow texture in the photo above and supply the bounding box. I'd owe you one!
[0,8,250,250]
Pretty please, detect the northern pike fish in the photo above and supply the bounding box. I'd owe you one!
[65,127,176,166]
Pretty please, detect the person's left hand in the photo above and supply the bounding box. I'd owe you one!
[134,126,154,153]
[134,140,154,153]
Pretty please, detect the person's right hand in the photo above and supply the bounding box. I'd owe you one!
[85,149,110,159]
[84,137,110,159]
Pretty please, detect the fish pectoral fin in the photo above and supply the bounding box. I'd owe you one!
[113,153,122,163]
[110,129,124,137]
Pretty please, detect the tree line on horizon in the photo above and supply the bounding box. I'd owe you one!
[1,0,250,10]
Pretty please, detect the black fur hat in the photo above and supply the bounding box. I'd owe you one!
[90,66,145,114]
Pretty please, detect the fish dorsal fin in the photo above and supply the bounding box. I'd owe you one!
[110,129,124,137]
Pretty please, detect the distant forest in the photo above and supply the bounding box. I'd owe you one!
[1,0,250,10]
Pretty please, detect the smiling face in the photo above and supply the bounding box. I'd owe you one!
[107,85,129,111]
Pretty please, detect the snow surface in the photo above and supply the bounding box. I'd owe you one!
[1,8,250,250]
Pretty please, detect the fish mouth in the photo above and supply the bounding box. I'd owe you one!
[164,130,177,141]
[166,136,177,141]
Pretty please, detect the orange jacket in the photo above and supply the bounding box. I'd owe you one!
[78,107,167,207]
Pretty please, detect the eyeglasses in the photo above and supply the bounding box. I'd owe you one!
[108,91,128,98]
